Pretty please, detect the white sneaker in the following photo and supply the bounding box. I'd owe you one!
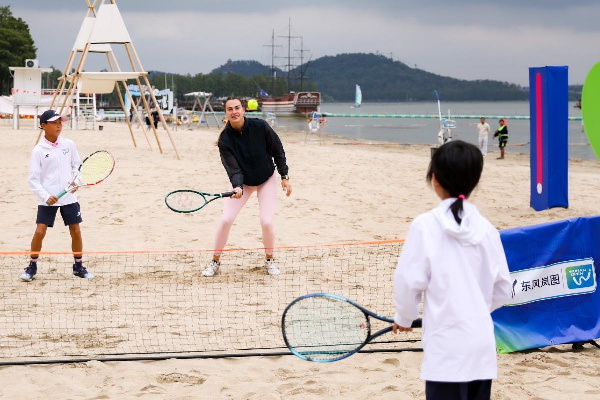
[202,260,220,277]
[265,259,280,275]
[20,271,35,282]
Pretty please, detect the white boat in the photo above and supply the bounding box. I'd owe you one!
[434,90,456,145]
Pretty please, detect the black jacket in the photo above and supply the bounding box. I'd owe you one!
[218,117,289,188]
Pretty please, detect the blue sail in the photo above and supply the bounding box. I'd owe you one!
[355,84,362,108]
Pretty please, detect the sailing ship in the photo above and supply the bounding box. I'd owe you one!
[259,91,321,115]
[259,20,321,116]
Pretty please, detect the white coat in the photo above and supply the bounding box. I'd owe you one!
[394,198,512,382]
[28,136,81,206]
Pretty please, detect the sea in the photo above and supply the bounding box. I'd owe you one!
[274,101,593,160]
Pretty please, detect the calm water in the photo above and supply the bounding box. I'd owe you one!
[274,101,592,160]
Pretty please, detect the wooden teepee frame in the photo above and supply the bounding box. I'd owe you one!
[37,0,180,159]
[183,92,222,130]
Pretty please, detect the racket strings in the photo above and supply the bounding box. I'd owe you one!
[80,151,114,185]
[284,297,368,361]
[166,192,208,212]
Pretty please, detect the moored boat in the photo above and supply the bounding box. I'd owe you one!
[260,91,321,115]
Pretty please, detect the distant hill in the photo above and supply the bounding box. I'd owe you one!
[150,53,581,102]
[295,53,528,102]
[212,59,284,77]
[211,53,529,101]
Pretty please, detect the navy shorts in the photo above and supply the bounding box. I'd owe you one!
[36,202,83,227]
[426,380,492,400]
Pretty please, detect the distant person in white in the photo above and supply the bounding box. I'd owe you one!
[477,117,491,156]
[392,140,512,400]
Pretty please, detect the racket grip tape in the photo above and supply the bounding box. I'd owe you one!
[56,189,68,199]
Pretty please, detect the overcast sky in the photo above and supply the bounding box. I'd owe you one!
[4,0,599,86]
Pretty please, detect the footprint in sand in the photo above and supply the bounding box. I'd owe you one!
[382,358,400,367]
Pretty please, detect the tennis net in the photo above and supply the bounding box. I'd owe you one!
[0,240,422,363]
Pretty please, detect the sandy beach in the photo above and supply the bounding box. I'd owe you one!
[0,120,599,399]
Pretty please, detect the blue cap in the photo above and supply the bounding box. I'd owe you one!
[40,110,67,124]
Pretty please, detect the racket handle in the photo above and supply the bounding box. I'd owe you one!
[222,191,235,197]
[56,189,68,199]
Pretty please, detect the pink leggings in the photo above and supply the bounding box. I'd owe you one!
[213,172,278,256]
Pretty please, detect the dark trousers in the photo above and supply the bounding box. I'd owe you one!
[426,380,492,400]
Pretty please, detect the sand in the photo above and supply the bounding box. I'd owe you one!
[0,120,599,399]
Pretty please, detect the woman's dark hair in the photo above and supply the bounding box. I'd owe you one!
[223,96,242,110]
[426,140,484,225]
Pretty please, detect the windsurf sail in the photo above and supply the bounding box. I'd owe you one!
[355,84,362,108]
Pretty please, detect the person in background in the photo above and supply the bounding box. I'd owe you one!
[477,117,491,156]
[393,140,512,400]
[493,119,508,159]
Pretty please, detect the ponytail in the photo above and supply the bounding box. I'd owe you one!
[449,194,466,225]
[215,121,229,147]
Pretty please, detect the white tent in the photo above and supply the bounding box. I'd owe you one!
[39,0,179,158]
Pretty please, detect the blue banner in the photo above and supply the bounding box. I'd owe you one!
[492,216,600,353]
[529,66,569,211]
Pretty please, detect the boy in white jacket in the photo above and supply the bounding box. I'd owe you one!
[393,140,512,400]
[21,110,94,281]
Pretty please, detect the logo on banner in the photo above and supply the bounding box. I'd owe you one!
[506,258,596,306]
[565,264,594,289]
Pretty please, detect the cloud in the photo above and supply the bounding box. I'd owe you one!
[5,1,599,85]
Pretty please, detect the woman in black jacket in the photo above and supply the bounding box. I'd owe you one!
[203,97,292,277]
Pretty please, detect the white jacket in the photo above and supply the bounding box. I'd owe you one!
[28,136,81,206]
[477,122,491,138]
[394,198,512,382]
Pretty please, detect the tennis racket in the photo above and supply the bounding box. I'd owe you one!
[165,190,235,213]
[57,150,115,199]
[282,293,422,362]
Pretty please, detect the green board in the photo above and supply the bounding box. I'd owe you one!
[582,62,600,160]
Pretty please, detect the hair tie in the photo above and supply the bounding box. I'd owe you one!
[458,194,466,200]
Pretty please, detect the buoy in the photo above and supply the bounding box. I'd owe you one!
[181,115,190,124]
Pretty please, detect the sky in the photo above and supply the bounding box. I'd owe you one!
[4,0,599,86]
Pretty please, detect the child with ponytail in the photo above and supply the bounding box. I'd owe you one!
[393,140,512,400]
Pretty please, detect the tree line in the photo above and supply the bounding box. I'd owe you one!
[0,6,36,96]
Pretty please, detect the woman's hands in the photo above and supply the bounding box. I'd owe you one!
[281,179,292,197]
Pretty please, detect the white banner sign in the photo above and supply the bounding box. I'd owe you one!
[506,258,596,306]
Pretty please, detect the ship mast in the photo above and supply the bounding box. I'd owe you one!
[295,38,311,91]
[278,17,301,92]
[263,29,281,96]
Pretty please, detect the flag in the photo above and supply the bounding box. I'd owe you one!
[260,89,269,98]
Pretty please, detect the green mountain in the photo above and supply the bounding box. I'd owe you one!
[211,53,529,101]
[140,54,581,104]
[211,59,284,77]
[300,53,528,102]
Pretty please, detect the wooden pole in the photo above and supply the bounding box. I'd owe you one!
[143,74,180,159]
[123,42,164,154]
[207,96,221,128]
[128,41,180,159]
[104,52,137,147]
[107,51,152,149]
